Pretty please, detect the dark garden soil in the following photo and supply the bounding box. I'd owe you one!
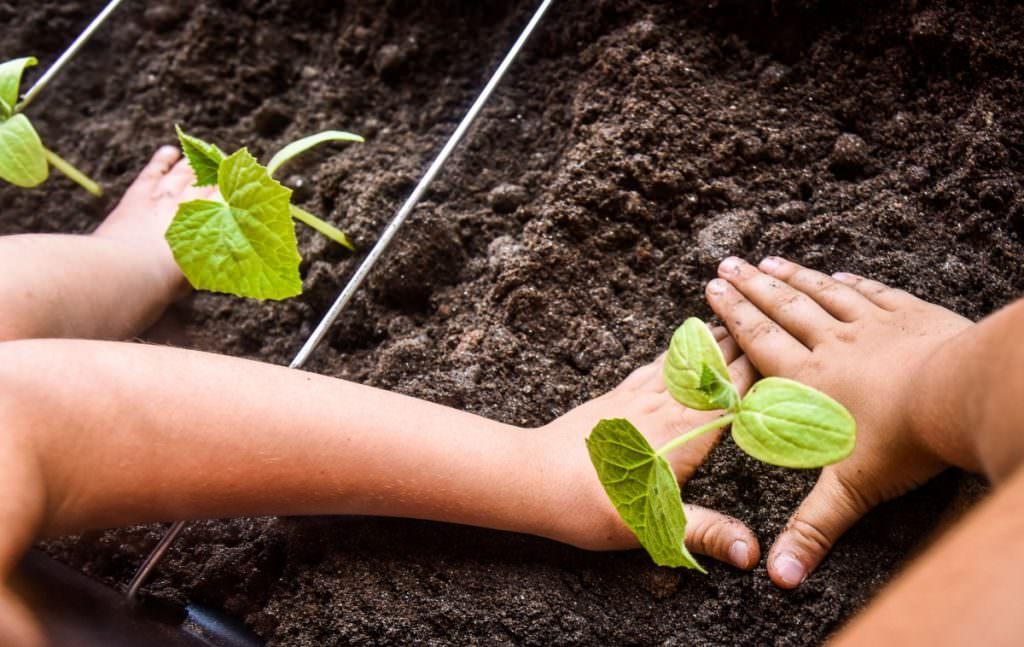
[3,0,1022,644]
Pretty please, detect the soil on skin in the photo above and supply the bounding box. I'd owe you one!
[3,0,1021,644]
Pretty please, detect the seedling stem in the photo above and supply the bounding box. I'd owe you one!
[290,205,355,251]
[656,413,735,458]
[44,148,102,196]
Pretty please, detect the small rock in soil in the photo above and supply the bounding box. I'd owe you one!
[374,44,404,79]
[143,4,185,33]
[767,200,810,223]
[758,62,790,91]
[488,183,529,213]
[697,209,759,266]
[487,235,524,270]
[283,175,311,203]
[829,133,870,178]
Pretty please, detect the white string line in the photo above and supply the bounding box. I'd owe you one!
[15,0,126,113]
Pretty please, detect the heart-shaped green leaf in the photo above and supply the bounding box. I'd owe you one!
[176,125,225,187]
[664,317,738,411]
[586,418,704,571]
[732,377,856,468]
[0,113,48,187]
[0,57,36,109]
[166,148,301,300]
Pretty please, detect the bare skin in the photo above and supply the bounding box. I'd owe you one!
[0,148,759,645]
[706,255,1024,644]
[0,146,215,342]
[5,148,1024,644]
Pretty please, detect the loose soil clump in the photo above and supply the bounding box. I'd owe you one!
[3,0,1021,644]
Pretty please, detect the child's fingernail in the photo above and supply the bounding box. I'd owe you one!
[729,540,748,568]
[774,552,806,586]
[832,272,855,283]
[759,256,782,272]
[719,256,742,275]
[158,144,178,155]
[707,279,728,296]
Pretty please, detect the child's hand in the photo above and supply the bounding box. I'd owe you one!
[535,327,761,570]
[705,256,974,588]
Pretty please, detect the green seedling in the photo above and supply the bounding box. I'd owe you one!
[0,57,101,196]
[167,126,363,300]
[586,317,856,571]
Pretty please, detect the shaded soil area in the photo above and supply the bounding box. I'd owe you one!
[3,0,1022,644]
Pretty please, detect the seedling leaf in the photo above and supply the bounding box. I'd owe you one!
[586,418,704,571]
[664,318,738,411]
[166,149,301,300]
[0,114,48,187]
[266,130,364,178]
[176,125,225,187]
[0,56,36,108]
[733,377,856,468]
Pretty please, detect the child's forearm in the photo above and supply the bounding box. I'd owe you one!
[910,299,1024,482]
[0,235,179,342]
[0,339,557,541]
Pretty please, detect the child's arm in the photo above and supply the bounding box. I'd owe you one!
[0,335,759,645]
[0,147,212,343]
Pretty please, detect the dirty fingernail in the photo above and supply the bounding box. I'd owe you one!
[729,540,749,568]
[759,256,782,272]
[774,552,806,587]
[707,279,728,296]
[719,256,742,275]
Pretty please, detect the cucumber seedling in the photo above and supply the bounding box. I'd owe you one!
[0,57,101,196]
[586,317,856,571]
[167,126,363,300]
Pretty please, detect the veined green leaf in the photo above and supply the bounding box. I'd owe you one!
[0,113,48,187]
[586,418,704,571]
[165,149,301,300]
[266,130,364,177]
[176,125,226,187]
[0,96,11,120]
[664,318,738,411]
[733,377,856,468]
[0,57,37,110]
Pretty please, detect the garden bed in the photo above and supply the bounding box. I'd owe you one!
[3,0,1022,644]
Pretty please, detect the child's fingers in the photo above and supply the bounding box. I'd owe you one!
[137,146,180,184]
[158,158,199,195]
[765,467,875,588]
[683,503,761,569]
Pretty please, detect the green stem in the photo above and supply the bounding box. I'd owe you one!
[656,413,735,458]
[43,148,102,197]
[290,205,355,251]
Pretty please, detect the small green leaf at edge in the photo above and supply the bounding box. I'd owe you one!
[265,130,364,178]
[664,317,738,411]
[0,57,37,110]
[165,148,301,300]
[732,377,856,469]
[176,125,225,187]
[0,114,49,187]
[586,418,705,572]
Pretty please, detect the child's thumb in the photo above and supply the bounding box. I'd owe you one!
[683,504,761,569]
[766,467,874,588]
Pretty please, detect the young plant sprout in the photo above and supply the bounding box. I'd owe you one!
[167,126,363,300]
[0,57,102,196]
[586,317,856,571]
